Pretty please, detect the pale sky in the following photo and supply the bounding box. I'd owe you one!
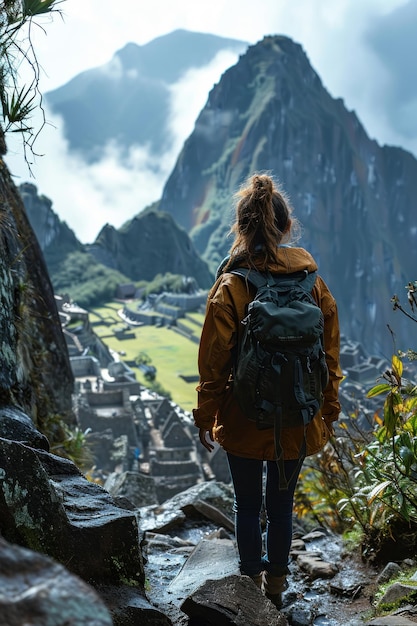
[4,0,414,242]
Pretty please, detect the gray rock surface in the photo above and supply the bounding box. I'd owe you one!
[367,615,417,625]
[168,537,240,599]
[0,405,49,450]
[377,561,403,584]
[296,553,339,579]
[0,435,144,586]
[0,537,113,626]
[105,469,158,507]
[377,582,417,607]
[0,406,174,625]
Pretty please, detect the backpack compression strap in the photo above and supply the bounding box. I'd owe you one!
[274,408,307,491]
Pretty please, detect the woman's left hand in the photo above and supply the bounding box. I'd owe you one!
[199,428,214,452]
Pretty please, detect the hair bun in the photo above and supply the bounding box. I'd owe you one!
[252,174,273,200]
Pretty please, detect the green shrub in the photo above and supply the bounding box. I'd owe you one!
[142,273,196,297]
[295,280,417,563]
[296,353,417,562]
[295,415,373,533]
[51,251,130,307]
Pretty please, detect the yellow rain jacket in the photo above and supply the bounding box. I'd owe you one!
[193,247,343,460]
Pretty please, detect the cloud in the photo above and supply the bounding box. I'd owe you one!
[4,50,242,244]
[167,50,240,155]
[6,114,171,243]
[364,0,417,150]
[6,0,416,243]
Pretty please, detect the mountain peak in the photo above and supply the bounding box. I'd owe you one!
[45,29,248,160]
[114,29,248,82]
[157,33,417,357]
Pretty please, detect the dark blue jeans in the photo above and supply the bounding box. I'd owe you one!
[227,452,301,577]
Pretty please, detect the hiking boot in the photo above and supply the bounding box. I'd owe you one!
[262,572,288,608]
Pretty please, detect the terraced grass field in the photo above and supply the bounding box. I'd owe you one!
[88,303,203,413]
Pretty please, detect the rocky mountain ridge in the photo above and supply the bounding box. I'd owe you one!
[88,208,213,287]
[21,183,214,295]
[156,35,417,357]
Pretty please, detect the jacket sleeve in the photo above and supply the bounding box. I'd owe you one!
[315,277,343,425]
[192,290,237,430]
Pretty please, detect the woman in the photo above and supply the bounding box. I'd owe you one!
[192,173,342,608]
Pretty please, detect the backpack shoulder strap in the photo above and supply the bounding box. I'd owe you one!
[230,268,268,290]
[216,255,231,280]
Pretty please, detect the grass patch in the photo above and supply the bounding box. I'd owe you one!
[88,303,200,413]
[342,528,365,555]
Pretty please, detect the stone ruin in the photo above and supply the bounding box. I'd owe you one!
[63,307,226,502]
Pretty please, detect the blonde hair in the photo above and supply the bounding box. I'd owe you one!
[225,173,299,271]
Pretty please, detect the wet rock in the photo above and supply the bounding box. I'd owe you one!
[206,527,232,540]
[97,584,173,625]
[0,154,75,422]
[144,532,195,551]
[285,602,314,626]
[111,494,138,511]
[290,538,306,552]
[296,553,339,579]
[302,530,328,541]
[169,537,240,600]
[138,480,235,536]
[36,446,83,476]
[377,562,402,584]
[182,498,234,532]
[105,470,158,507]
[0,537,112,625]
[0,438,67,551]
[404,560,417,571]
[0,437,144,586]
[327,563,370,601]
[139,505,187,533]
[0,405,49,451]
[329,575,363,599]
[181,574,288,625]
[160,480,234,520]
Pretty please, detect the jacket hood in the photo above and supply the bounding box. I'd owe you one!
[227,246,318,275]
[267,246,318,274]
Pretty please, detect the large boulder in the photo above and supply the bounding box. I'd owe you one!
[0,407,175,623]
[0,435,144,585]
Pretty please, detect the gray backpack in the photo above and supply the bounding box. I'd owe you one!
[231,268,329,488]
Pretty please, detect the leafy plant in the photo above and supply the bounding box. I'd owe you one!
[0,0,65,165]
[296,278,417,563]
[144,379,172,400]
[295,412,375,533]
[51,424,95,471]
[391,280,417,325]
